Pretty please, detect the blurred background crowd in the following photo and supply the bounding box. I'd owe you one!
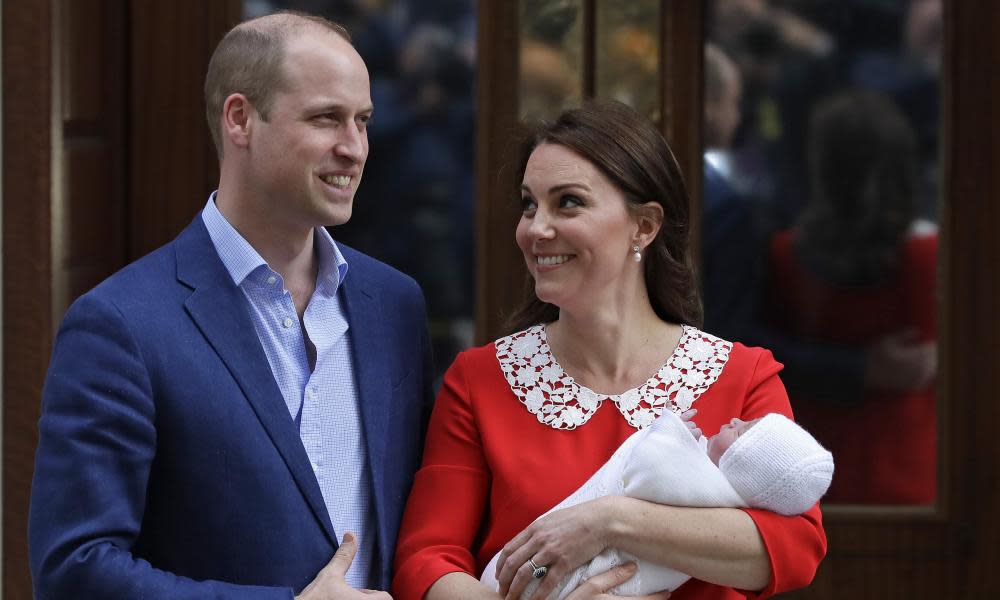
[245,0,942,506]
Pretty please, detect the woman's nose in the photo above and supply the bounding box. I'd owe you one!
[527,212,555,239]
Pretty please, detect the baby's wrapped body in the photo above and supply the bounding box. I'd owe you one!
[480,410,833,599]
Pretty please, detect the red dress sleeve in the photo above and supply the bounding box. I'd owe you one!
[737,349,827,598]
[393,351,490,600]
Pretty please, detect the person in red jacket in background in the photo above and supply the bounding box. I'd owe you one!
[767,91,937,504]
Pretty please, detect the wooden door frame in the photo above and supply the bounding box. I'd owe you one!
[1,1,240,596]
[3,2,56,596]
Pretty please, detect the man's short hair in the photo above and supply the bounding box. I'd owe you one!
[204,11,351,158]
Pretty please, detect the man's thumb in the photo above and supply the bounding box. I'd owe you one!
[330,532,358,577]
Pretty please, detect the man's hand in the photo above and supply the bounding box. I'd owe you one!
[296,533,392,600]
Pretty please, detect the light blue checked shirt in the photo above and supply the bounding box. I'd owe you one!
[201,195,375,589]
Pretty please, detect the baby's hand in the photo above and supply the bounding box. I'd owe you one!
[679,408,702,440]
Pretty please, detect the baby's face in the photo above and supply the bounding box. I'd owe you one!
[708,417,761,465]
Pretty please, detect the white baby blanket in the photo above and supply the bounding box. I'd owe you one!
[480,409,746,599]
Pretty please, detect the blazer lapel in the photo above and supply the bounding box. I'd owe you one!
[174,219,338,546]
[339,269,392,570]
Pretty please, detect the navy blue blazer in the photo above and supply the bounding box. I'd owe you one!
[28,217,434,599]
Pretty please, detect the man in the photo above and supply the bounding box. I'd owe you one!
[29,12,433,599]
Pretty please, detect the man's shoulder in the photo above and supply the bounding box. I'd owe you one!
[88,243,178,302]
[72,221,205,320]
[86,216,215,299]
[337,242,421,297]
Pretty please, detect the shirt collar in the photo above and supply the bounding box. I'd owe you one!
[315,223,349,296]
[201,192,349,292]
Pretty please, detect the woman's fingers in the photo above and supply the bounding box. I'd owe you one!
[506,558,541,600]
[563,561,671,600]
[564,563,637,599]
[497,527,535,593]
[497,529,529,578]
[528,559,563,600]
[509,547,560,600]
[499,539,540,596]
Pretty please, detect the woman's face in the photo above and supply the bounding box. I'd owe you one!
[516,143,641,311]
[708,417,760,465]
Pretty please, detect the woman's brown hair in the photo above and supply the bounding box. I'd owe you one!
[505,101,703,333]
[795,90,919,285]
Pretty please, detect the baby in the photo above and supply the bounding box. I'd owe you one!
[481,409,834,599]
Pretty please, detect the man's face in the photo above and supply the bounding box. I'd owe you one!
[248,31,372,230]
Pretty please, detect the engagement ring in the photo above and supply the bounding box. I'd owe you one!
[528,558,549,579]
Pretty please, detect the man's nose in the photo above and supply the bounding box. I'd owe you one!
[334,123,366,162]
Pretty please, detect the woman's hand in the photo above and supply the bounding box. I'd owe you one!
[495,498,615,600]
[564,563,670,600]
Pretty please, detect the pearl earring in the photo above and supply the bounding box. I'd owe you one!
[632,245,642,262]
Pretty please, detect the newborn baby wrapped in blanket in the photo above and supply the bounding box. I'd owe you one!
[480,410,833,599]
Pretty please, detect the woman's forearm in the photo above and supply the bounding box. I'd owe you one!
[602,496,771,591]
[425,571,503,600]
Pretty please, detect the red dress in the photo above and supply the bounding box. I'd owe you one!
[393,325,826,600]
[767,230,937,503]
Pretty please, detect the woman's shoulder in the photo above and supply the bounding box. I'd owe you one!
[444,325,548,379]
[685,327,782,381]
[690,329,790,421]
[443,342,502,383]
[730,339,780,366]
[681,325,774,361]
[448,325,546,365]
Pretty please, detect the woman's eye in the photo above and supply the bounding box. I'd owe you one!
[560,194,583,208]
[520,197,537,212]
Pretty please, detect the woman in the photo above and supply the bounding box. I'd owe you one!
[393,101,826,600]
[766,91,937,503]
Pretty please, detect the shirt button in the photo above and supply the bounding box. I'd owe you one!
[266,275,277,285]
[282,317,293,328]
[311,462,319,473]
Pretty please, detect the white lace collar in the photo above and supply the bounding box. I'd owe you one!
[495,324,732,430]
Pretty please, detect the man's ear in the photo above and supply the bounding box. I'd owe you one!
[222,93,253,150]
[633,201,664,249]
